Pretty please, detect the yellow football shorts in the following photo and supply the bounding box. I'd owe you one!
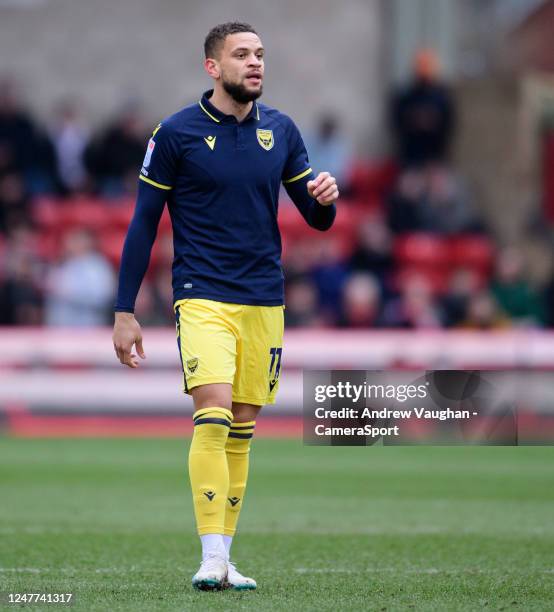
[174,298,284,406]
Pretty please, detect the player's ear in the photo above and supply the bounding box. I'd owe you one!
[204,58,220,80]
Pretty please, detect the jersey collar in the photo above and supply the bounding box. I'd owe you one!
[199,90,260,124]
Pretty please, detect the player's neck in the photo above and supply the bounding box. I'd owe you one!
[209,87,252,123]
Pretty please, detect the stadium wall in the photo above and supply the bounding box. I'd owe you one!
[2,328,554,415]
[0,0,386,151]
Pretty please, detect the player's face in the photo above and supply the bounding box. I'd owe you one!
[218,32,264,104]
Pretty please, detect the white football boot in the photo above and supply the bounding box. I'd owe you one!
[191,553,228,591]
[225,561,257,590]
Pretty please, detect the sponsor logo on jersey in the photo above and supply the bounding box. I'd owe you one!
[142,138,156,168]
[204,135,216,150]
[256,128,274,151]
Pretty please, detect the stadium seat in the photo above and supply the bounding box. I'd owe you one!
[394,233,450,269]
[36,232,62,261]
[158,209,172,233]
[98,230,127,266]
[449,235,494,272]
[31,197,63,231]
[56,200,108,231]
[348,158,397,201]
[109,205,134,231]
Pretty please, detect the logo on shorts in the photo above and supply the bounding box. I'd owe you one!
[228,496,240,507]
[186,357,199,374]
[256,129,274,151]
[204,491,215,501]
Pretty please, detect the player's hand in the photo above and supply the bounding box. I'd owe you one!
[112,312,146,369]
[307,171,339,206]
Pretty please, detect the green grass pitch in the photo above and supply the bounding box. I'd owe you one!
[1,438,553,611]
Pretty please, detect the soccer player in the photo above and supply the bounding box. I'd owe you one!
[112,22,338,591]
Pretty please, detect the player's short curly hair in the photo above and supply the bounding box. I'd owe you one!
[204,22,258,59]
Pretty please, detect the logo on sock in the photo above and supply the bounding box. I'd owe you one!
[204,491,216,501]
[228,496,240,507]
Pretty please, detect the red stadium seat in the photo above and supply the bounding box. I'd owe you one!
[279,199,359,238]
[36,232,62,261]
[449,235,494,272]
[31,197,62,231]
[56,201,108,231]
[109,205,134,231]
[278,200,359,262]
[98,230,127,267]
[278,203,306,235]
[149,231,173,269]
[158,209,172,233]
[394,233,450,269]
[348,158,398,200]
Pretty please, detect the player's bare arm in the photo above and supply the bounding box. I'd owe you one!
[113,312,145,369]
[307,171,339,205]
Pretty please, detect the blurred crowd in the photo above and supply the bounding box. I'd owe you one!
[0,52,552,329]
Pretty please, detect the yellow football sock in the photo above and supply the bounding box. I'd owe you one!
[224,420,255,537]
[188,407,233,536]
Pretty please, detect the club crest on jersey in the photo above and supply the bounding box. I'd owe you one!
[186,357,199,374]
[256,128,274,151]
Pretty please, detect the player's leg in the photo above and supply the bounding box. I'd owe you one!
[224,402,260,547]
[188,386,234,590]
[175,299,239,590]
[223,400,261,590]
[222,304,284,589]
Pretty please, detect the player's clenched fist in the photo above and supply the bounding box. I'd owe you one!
[307,171,339,206]
[113,312,146,368]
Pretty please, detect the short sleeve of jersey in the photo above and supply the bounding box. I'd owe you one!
[281,117,313,185]
[139,123,180,191]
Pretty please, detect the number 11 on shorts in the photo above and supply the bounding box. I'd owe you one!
[269,347,282,392]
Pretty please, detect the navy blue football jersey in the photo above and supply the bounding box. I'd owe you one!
[131,90,334,307]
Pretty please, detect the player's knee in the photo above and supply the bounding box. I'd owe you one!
[190,407,233,452]
[191,383,232,410]
[226,419,255,455]
[231,403,261,422]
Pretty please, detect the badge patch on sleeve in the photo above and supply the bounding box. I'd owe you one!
[256,129,274,151]
[142,138,156,168]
